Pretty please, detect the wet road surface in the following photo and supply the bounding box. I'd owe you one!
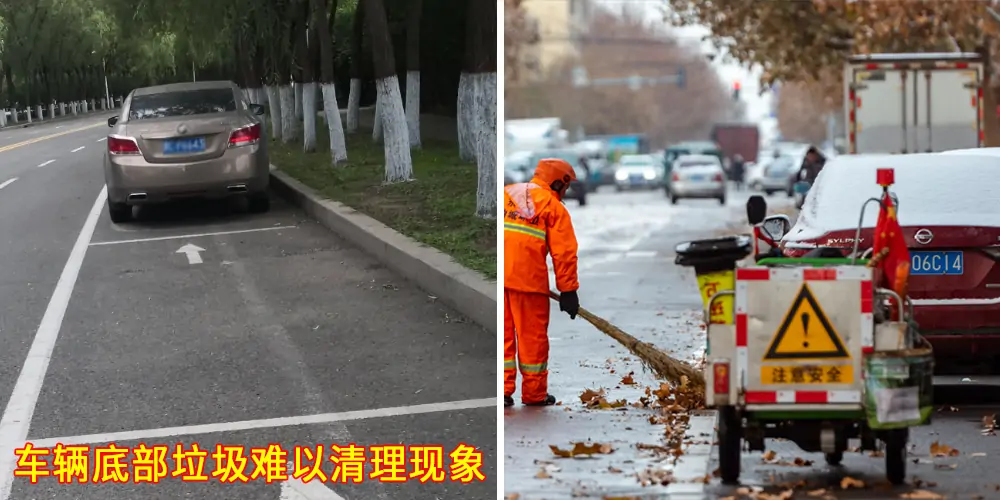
[0,114,495,499]
[504,187,1000,500]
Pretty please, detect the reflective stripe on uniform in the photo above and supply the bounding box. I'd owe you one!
[503,359,516,369]
[519,361,548,373]
[504,222,546,240]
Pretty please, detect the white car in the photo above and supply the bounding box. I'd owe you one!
[939,147,1000,156]
[614,154,661,191]
[666,154,727,205]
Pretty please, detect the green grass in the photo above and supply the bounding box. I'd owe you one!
[269,126,497,281]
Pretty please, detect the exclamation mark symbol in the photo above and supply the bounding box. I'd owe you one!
[801,313,810,349]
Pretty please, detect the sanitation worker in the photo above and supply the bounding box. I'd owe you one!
[503,158,580,408]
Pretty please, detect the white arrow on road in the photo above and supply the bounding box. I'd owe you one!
[175,243,205,265]
[279,462,345,499]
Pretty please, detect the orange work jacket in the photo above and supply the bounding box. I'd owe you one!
[503,179,579,294]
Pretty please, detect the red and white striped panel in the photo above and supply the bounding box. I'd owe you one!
[745,390,862,405]
[733,266,873,401]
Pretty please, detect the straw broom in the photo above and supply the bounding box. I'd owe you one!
[549,291,705,387]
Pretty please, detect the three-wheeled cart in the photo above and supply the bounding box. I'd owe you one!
[675,169,933,486]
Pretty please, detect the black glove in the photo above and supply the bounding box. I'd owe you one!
[559,291,579,320]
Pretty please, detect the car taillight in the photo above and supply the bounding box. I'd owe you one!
[713,173,724,182]
[229,123,261,147]
[108,136,140,155]
[671,172,680,182]
[713,361,730,396]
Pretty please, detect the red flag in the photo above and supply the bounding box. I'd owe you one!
[871,191,910,320]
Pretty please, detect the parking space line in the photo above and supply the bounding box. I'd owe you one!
[89,226,299,246]
[96,137,106,142]
[27,398,495,448]
[0,185,107,498]
[71,146,85,153]
[0,178,15,190]
[37,160,54,168]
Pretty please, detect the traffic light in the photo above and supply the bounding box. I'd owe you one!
[732,81,741,101]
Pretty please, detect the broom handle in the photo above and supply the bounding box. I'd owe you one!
[549,290,599,324]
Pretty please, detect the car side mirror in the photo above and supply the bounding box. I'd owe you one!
[107,116,118,127]
[249,104,266,116]
[746,195,767,225]
[761,215,792,241]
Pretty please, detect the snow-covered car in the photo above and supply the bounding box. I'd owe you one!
[939,147,1000,157]
[777,152,1000,359]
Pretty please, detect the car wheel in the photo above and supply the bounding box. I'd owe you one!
[764,190,775,196]
[615,185,624,192]
[108,200,132,223]
[670,195,679,205]
[248,193,271,213]
[718,196,726,205]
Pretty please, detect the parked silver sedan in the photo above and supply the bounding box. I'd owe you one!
[104,80,270,223]
[665,154,727,205]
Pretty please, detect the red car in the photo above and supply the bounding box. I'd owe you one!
[775,153,1000,359]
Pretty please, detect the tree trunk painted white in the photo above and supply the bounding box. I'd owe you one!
[36,105,43,120]
[294,83,303,120]
[302,82,318,153]
[25,108,31,123]
[346,78,361,133]
[457,72,476,161]
[475,72,498,219]
[0,110,5,127]
[376,76,413,184]
[321,83,348,164]
[373,94,383,142]
[10,109,17,124]
[279,85,298,143]
[405,70,421,149]
[49,104,55,119]
[251,87,264,105]
[89,99,96,111]
[266,85,283,140]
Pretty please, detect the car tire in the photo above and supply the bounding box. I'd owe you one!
[615,185,624,192]
[670,195,679,205]
[718,196,726,206]
[108,201,132,223]
[764,190,776,196]
[248,193,271,214]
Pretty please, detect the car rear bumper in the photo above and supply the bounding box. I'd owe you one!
[615,178,659,188]
[105,146,269,204]
[671,181,725,197]
[915,301,1000,356]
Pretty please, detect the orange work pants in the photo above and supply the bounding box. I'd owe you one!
[504,289,551,404]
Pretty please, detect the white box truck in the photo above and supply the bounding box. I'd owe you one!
[844,52,985,154]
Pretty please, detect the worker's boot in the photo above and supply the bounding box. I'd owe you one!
[523,394,556,406]
[504,396,514,407]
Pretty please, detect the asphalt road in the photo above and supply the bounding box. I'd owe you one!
[504,187,1000,500]
[0,113,495,499]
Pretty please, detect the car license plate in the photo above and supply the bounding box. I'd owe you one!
[910,251,963,276]
[163,137,206,154]
[760,364,854,385]
[689,175,704,181]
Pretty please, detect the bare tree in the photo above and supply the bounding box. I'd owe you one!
[312,0,348,163]
[470,0,496,218]
[346,0,365,133]
[405,0,423,149]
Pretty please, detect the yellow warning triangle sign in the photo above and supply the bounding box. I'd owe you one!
[764,283,850,360]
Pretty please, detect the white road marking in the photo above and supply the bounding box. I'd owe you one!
[0,178,16,190]
[624,250,658,259]
[281,465,346,499]
[96,137,106,142]
[0,185,107,498]
[89,225,299,246]
[27,398,494,448]
[37,160,54,168]
[176,243,205,264]
[70,146,85,152]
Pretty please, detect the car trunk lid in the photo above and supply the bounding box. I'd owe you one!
[124,113,243,164]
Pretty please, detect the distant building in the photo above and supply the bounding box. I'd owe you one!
[520,0,594,81]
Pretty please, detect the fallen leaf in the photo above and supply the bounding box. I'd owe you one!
[608,465,623,473]
[549,442,614,458]
[983,413,996,430]
[762,450,778,462]
[841,476,865,489]
[933,463,957,470]
[899,490,944,499]
[534,469,551,479]
[792,457,813,467]
[868,449,885,457]
[580,388,604,404]
[806,489,829,497]
[620,372,637,385]
[505,495,521,500]
[929,441,960,457]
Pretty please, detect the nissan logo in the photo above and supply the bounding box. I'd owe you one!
[914,229,934,245]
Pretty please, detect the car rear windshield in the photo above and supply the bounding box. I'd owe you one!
[677,160,717,168]
[128,89,238,120]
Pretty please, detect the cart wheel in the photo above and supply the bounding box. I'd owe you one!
[717,405,742,485]
[824,451,843,466]
[884,428,908,485]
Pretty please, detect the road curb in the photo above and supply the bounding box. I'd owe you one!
[268,168,497,335]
